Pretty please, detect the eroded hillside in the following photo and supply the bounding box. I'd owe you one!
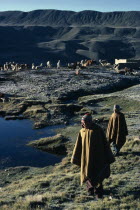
[0,10,140,64]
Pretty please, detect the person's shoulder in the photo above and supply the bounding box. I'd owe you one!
[112,112,117,116]
[92,122,103,131]
[119,112,125,118]
[109,112,115,118]
[80,128,85,133]
[112,112,121,118]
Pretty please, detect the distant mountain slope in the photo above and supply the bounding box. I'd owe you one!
[0,10,140,27]
[0,10,140,65]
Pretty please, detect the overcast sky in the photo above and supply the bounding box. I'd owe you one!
[0,0,140,12]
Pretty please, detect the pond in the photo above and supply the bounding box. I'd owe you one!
[0,118,64,169]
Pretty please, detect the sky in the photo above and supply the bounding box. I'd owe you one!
[0,0,140,12]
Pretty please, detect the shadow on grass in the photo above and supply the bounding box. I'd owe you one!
[126,189,140,198]
[118,151,140,156]
[103,189,112,196]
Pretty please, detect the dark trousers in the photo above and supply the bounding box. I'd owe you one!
[86,179,103,198]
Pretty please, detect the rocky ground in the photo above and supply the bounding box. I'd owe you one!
[0,66,139,127]
[0,66,140,209]
[0,67,139,102]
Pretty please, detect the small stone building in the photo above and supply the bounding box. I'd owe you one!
[115,59,140,70]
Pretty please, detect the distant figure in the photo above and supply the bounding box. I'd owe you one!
[106,105,128,155]
[15,63,19,71]
[32,63,35,70]
[71,113,115,198]
[57,60,61,69]
[80,60,84,66]
[75,67,81,75]
[47,61,51,68]
[124,67,134,75]
[11,63,16,71]
[4,63,8,71]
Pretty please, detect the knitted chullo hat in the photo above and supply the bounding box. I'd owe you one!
[81,113,92,122]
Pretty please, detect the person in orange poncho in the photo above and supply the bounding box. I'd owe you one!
[106,105,128,155]
[71,113,115,198]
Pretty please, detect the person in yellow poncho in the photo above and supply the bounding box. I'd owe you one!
[106,105,128,155]
[71,113,115,198]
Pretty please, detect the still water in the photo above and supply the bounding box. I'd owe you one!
[0,118,64,169]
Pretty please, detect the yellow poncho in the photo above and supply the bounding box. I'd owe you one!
[106,112,128,149]
[71,123,115,185]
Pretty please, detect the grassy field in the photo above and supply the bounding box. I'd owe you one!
[0,87,140,209]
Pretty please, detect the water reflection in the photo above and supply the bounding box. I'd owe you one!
[0,118,64,169]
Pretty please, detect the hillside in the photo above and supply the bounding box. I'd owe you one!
[0,10,140,27]
[0,67,139,209]
[0,10,140,64]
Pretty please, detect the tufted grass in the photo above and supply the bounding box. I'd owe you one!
[0,89,140,209]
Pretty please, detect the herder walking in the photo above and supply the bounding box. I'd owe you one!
[71,113,115,198]
[106,105,128,155]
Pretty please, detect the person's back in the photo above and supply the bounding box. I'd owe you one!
[71,113,115,198]
[106,105,128,154]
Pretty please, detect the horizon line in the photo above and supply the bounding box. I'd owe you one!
[0,9,140,13]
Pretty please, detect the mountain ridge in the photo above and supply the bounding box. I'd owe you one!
[0,9,140,64]
[0,10,140,27]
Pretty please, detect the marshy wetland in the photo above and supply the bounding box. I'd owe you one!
[0,67,140,209]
